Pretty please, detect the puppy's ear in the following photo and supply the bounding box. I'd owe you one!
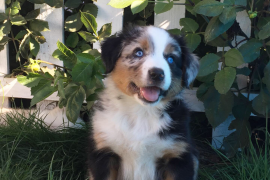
[174,36,199,88]
[101,36,123,74]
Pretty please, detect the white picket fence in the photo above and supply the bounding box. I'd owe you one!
[0,0,258,148]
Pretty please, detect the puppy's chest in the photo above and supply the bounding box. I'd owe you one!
[93,108,176,179]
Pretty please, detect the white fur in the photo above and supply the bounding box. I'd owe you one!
[139,27,173,91]
[92,77,187,180]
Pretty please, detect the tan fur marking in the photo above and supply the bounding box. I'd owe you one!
[111,33,155,96]
[93,131,107,150]
[164,172,174,180]
[162,141,188,163]
[108,159,119,180]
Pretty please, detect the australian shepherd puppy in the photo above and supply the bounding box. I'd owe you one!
[87,25,200,180]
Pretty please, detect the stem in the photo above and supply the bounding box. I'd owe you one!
[265,106,268,180]
[36,60,71,71]
[258,10,270,14]
[0,79,4,113]
[10,30,22,70]
[247,62,257,100]
[148,1,191,5]
[235,38,248,47]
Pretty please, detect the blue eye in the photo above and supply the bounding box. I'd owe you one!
[167,57,174,64]
[135,50,143,57]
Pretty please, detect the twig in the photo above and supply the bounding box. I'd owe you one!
[36,60,71,71]
[235,38,248,47]
[247,62,258,100]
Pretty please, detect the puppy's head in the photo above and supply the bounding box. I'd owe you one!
[101,25,199,105]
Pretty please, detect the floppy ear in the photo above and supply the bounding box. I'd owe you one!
[101,36,123,74]
[174,36,199,88]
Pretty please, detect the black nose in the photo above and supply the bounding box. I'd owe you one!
[149,68,164,82]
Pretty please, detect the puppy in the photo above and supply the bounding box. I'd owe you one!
[87,25,199,180]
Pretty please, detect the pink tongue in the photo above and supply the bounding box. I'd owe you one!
[140,87,160,102]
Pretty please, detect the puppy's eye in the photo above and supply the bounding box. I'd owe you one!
[135,50,144,57]
[167,56,174,64]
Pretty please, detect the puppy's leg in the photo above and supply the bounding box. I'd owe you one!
[88,149,120,180]
[157,153,199,180]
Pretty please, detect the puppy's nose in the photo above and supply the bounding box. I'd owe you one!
[149,68,164,82]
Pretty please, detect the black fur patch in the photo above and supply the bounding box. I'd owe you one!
[101,25,143,74]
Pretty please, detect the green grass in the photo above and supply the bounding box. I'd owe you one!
[0,110,88,180]
[0,109,269,180]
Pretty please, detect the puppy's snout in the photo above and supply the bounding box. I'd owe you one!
[148,68,164,82]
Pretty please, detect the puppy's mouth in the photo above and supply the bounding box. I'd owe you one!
[129,82,167,103]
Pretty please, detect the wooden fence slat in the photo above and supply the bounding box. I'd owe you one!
[93,0,124,50]
[34,4,68,126]
[0,2,10,109]
[154,0,185,29]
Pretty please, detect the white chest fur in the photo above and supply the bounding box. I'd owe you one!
[92,90,175,180]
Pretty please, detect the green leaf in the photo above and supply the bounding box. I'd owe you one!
[78,31,98,43]
[71,62,93,83]
[81,11,97,35]
[193,0,224,17]
[206,33,229,47]
[205,16,234,42]
[17,73,43,87]
[66,86,85,123]
[25,9,40,21]
[31,79,51,95]
[223,116,251,157]
[219,6,236,24]
[0,45,4,51]
[257,17,270,29]
[167,28,181,35]
[29,19,49,32]
[0,13,8,22]
[12,1,21,10]
[197,53,220,77]
[65,0,81,8]
[252,88,270,116]
[224,48,244,67]
[185,0,201,15]
[15,30,27,39]
[57,79,65,99]
[66,32,79,48]
[31,85,57,107]
[45,0,63,8]
[19,34,30,59]
[0,36,9,44]
[196,82,214,101]
[185,34,201,52]
[5,7,19,16]
[65,13,83,32]
[262,61,270,92]
[196,71,216,82]
[223,0,234,5]
[203,86,234,128]
[154,1,173,14]
[35,35,46,44]
[10,15,27,26]
[30,36,40,57]
[236,67,251,76]
[82,3,98,18]
[238,39,262,63]
[98,23,112,41]
[258,21,270,40]
[179,18,199,33]
[5,0,11,5]
[131,0,148,14]
[86,93,98,101]
[108,0,136,8]
[53,41,77,69]
[214,67,236,94]
[77,53,95,63]
[0,20,11,37]
[235,0,246,6]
